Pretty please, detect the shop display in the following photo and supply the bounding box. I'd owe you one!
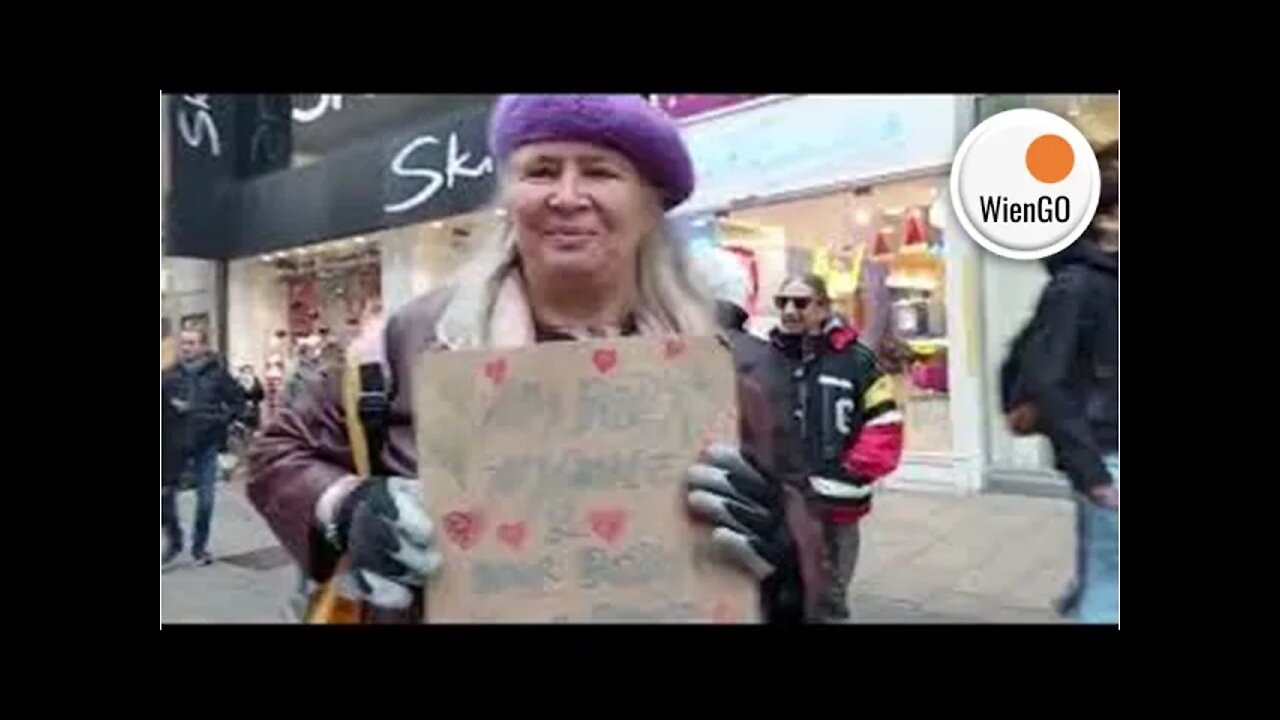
[871,229,893,260]
[277,246,382,347]
[316,263,380,347]
[886,243,943,292]
[721,245,761,314]
[890,290,947,339]
[878,201,949,409]
[903,210,928,247]
[909,352,949,394]
[811,244,865,300]
[892,295,928,336]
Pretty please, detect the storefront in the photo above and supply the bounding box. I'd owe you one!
[166,95,500,385]
[973,94,1119,495]
[225,208,502,379]
[675,94,985,493]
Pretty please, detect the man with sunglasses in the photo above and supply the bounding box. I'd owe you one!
[770,274,904,622]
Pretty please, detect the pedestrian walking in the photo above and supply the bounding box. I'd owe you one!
[162,326,246,566]
[1005,141,1118,624]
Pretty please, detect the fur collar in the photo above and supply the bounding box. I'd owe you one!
[435,268,668,350]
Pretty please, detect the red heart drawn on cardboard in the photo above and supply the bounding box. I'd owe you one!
[483,357,508,386]
[443,510,485,550]
[591,349,618,374]
[664,338,686,359]
[588,509,627,544]
[496,521,527,550]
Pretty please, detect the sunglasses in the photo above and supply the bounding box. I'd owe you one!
[774,296,814,311]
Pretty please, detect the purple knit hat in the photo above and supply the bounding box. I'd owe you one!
[488,94,695,210]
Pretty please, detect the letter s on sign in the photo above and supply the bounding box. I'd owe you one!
[177,106,221,158]
[385,136,445,214]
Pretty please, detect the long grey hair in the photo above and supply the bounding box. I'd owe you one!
[435,196,718,348]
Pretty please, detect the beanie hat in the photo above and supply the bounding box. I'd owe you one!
[488,94,695,210]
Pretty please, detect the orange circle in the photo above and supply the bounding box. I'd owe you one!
[1025,134,1074,184]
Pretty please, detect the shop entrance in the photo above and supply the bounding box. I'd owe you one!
[709,174,954,455]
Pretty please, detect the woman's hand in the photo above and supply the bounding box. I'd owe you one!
[329,476,443,609]
[685,443,793,580]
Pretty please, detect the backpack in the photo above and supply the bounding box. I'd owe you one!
[999,320,1041,436]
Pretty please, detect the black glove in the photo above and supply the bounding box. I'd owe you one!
[686,443,793,581]
[332,476,441,610]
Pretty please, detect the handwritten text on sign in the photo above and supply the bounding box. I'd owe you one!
[413,337,757,623]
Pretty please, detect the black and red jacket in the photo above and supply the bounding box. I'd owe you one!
[771,317,904,523]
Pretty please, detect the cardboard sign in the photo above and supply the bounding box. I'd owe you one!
[413,336,760,623]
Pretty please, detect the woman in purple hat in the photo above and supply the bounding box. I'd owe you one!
[247,95,824,623]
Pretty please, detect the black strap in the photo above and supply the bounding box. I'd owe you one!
[353,361,427,620]
[356,362,391,477]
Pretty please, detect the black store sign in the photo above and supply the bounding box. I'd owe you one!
[165,94,497,260]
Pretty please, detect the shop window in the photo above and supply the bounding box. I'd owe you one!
[270,245,382,350]
[718,175,953,454]
[234,209,496,385]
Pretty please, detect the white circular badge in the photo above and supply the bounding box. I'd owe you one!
[950,108,1101,261]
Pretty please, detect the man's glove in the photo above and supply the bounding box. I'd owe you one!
[330,476,442,610]
[686,443,792,581]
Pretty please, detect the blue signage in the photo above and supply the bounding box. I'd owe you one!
[679,95,961,214]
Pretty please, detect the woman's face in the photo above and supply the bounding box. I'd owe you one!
[505,141,662,283]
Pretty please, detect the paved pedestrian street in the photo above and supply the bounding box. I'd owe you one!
[161,481,1072,624]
